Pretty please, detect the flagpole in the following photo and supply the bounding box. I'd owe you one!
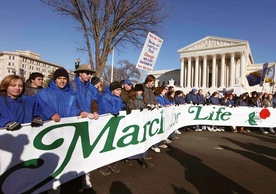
[111,48,114,83]
[273,63,276,94]
[261,63,269,93]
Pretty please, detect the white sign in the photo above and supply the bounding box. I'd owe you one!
[136,32,163,72]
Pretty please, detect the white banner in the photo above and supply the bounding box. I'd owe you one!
[136,32,163,72]
[0,105,275,193]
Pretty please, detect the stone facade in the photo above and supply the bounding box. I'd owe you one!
[0,50,62,82]
[149,36,275,95]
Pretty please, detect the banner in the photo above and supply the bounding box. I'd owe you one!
[0,105,275,193]
[136,32,163,72]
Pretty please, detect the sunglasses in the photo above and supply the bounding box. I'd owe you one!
[83,71,93,75]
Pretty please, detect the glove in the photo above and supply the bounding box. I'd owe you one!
[122,106,132,115]
[147,104,155,111]
[31,117,43,127]
[112,113,119,118]
[140,107,144,112]
[5,122,22,131]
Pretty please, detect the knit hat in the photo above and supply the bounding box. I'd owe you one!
[91,77,100,85]
[75,64,95,74]
[134,84,144,91]
[191,88,197,93]
[109,81,122,91]
[54,68,69,80]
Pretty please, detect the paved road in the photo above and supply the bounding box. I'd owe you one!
[58,128,276,194]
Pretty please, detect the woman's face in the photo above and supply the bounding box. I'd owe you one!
[7,79,23,99]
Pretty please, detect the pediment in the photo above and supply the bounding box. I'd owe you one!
[178,36,247,52]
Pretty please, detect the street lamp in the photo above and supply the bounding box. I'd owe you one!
[74,58,80,70]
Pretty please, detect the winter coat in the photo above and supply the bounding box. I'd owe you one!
[0,95,40,127]
[174,95,186,105]
[155,95,170,106]
[98,86,125,115]
[208,96,220,105]
[197,94,206,105]
[142,84,158,105]
[186,92,198,104]
[72,76,98,113]
[235,98,248,107]
[127,95,146,110]
[35,79,81,120]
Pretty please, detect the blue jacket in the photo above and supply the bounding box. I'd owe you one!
[98,86,124,115]
[0,95,40,127]
[73,76,98,112]
[174,96,186,104]
[209,96,220,105]
[197,94,206,105]
[35,79,81,120]
[186,92,198,104]
[155,95,170,106]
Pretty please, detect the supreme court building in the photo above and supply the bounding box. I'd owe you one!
[150,36,274,95]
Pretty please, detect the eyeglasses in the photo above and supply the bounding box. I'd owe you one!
[83,71,93,75]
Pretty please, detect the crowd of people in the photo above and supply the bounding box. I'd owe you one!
[0,66,275,193]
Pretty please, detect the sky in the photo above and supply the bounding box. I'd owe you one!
[1,0,276,73]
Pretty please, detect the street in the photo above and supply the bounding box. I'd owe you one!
[59,128,276,194]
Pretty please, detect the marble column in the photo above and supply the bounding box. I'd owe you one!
[230,52,235,87]
[180,59,184,87]
[187,57,191,88]
[220,53,225,88]
[194,56,199,88]
[240,51,246,85]
[211,54,216,87]
[202,55,207,88]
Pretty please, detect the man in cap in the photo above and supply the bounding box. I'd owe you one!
[121,79,133,104]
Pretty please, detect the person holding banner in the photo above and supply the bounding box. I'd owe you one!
[261,93,275,134]
[121,79,133,104]
[34,68,93,193]
[0,75,43,131]
[97,81,127,174]
[142,74,159,110]
[126,83,154,168]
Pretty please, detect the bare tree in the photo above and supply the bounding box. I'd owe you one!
[102,60,140,86]
[41,0,168,77]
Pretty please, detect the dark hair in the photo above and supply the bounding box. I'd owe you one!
[144,74,156,84]
[29,72,44,81]
[166,90,175,102]
[153,85,166,96]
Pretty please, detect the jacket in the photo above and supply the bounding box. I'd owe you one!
[72,76,98,112]
[35,79,81,120]
[98,86,125,115]
[0,94,40,127]
[24,79,43,96]
[142,84,158,105]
